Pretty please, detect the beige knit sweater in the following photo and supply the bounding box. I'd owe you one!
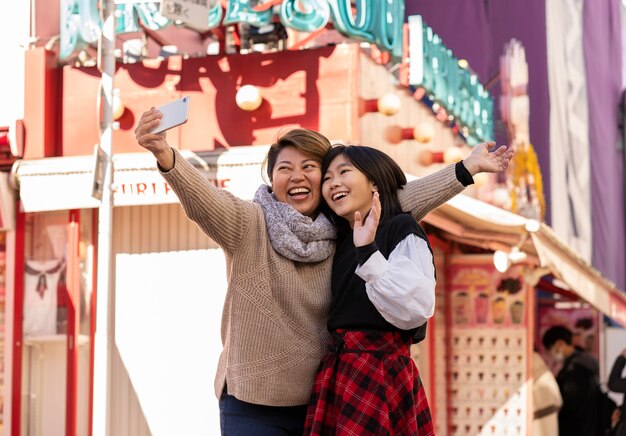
[162,148,464,406]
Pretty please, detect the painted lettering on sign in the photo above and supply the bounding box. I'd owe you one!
[112,178,231,206]
[408,15,493,146]
[113,178,229,196]
[60,0,404,59]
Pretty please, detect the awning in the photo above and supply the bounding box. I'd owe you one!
[424,194,626,327]
[11,146,269,212]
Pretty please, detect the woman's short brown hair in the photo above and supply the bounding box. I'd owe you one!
[263,128,332,182]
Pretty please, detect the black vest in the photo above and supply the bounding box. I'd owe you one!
[328,213,433,341]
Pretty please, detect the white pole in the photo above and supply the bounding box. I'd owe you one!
[93,0,115,434]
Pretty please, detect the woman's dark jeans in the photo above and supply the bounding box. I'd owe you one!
[219,393,307,436]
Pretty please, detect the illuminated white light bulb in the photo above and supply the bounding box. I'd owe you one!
[443,146,465,164]
[413,122,435,143]
[494,247,527,273]
[112,88,125,120]
[493,250,511,273]
[377,93,401,116]
[236,85,263,111]
[508,247,527,264]
[525,219,540,233]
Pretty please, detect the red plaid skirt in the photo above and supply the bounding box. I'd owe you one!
[304,330,434,436]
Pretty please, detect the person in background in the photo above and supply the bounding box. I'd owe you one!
[542,325,600,436]
[135,107,514,435]
[532,350,562,435]
[608,349,626,436]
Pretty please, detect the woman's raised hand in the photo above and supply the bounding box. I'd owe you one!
[353,192,381,247]
[135,108,174,171]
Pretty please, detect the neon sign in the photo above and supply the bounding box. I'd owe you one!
[60,0,404,60]
[408,15,494,145]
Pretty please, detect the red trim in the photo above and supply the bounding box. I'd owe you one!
[399,24,410,86]
[288,27,329,51]
[88,211,98,436]
[427,303,437,425]
[66,210,80,436]
[526,280,535,432]
[610,292,626,327]
[361,98,379,113]
[537,278,579,301]
[252,0,282,11]
[443,259,454,435]
[11,206,25,436]
[231,26,241,48]
[400,128,415,140]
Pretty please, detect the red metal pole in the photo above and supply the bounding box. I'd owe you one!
[66,209,80,436]
[11,205,25,436]
[88,210,98,436]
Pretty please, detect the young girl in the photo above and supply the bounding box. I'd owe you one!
[305,145,436,435]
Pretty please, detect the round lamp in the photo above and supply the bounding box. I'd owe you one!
[413,122,435,143]
[443,146,465,164]
[508,247,528,264]
[377,93,401,116]
[384,125,403,144]
[525,219,541,233]
[493,250,511,273]
[417,149,444,166]
[112,88,125,120]
[236,85,263,111]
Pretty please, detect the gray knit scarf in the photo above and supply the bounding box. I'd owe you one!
[253,185,337,262]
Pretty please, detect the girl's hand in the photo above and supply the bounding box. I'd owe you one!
[354,192,380,247]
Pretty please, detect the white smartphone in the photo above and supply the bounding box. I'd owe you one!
[150,96,190,134]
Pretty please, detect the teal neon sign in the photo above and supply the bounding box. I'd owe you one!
[408,15,493,145]
[60,0,404,60]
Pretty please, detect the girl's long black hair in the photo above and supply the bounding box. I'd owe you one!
[321,144,407,231]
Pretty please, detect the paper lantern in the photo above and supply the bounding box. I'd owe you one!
[413,122,435,143]
[377,93,401,116]
[236,85,263,111]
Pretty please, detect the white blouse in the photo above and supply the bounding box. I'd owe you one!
[355,234,436,330]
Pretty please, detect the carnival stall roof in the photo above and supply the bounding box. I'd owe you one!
[10,146,270,212]
[423,193,626,327]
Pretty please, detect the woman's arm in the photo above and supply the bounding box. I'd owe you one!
[399,142,513,221]
[355,234,436,330]
[135,109,253,253]
[398,163,464,221]
[160,148,255,253]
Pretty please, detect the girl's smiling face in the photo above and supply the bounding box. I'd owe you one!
[322,154,377,227]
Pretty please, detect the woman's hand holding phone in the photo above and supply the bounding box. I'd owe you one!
[149,96,190,134]
[135,107,177,171]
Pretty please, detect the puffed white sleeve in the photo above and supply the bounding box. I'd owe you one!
[355,234,436,330]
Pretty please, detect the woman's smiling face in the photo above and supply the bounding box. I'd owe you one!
[322,154,376,226]
[271,146,322,218]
